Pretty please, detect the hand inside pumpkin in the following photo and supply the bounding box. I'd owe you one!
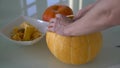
[48,14,74,36]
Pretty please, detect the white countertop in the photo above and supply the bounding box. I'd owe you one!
[0,0,120,68]
[0,36,120,68]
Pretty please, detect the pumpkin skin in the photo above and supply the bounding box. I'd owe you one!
[46,32,102,64]
[42,5,73,22]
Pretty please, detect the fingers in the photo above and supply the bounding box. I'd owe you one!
[48,15,63,32]
[74,3,95,20]
[74,9,85,20]
[56,14,71,25]
[47,14,72,36]
[56,14,64,25]
[47,26,55,32]
[48,18,56,32]
[49,18,56,27]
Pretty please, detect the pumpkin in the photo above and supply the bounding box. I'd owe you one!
[46,32,102,64]
[42,5,102,64]
[42,5,73,22]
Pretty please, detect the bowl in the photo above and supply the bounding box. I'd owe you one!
[0,16,48,45]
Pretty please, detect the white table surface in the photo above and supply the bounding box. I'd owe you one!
[0,36,120,68]
[0,0,120,68]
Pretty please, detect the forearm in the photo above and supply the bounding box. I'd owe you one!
[64,0,120,36]
[74,0,100,21]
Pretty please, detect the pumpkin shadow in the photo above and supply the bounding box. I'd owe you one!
[46,47,120,68]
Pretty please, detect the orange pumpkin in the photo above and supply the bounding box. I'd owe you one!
[46,32,102,64]
[42,5,102,64]
[42,5,73,22]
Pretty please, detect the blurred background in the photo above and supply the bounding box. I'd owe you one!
[0,0,96,21]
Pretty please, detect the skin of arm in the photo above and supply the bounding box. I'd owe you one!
[48,2,98,35]
[48,0,120,36]
[73,0,100,21]
[63,0,120,36]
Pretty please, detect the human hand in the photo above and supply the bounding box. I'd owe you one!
[47,2,97,36]
[48,14,73,36]
[48,0,120,36]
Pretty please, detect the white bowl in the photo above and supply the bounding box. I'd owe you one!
[0,16,48,45]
